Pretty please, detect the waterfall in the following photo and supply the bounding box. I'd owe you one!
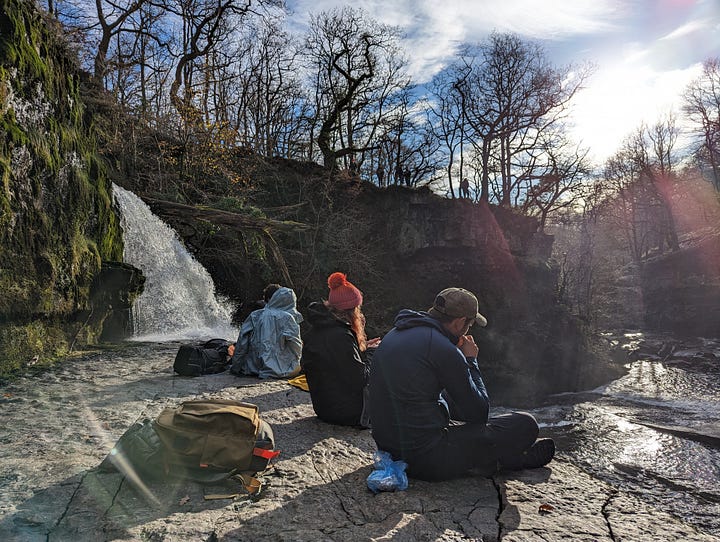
[112,183,237,341]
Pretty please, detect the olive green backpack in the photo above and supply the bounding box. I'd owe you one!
[153,399,279,492]
[101,399,279,494]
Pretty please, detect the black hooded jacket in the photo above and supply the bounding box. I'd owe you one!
[301,302,368,426]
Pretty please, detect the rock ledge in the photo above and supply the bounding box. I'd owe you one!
[0,342,713,541]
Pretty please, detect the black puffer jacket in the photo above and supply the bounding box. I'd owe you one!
[301,302,368,426]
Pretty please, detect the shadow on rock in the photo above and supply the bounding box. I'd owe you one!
[221,463,500,542]
[0,467,234,541]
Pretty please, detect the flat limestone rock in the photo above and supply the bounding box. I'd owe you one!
[0,342,714,541]
[498,461,716,542]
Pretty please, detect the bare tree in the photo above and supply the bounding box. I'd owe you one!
[522,132,592,231]
[648,112,679,176]
[304,6,408,169]
[403,126,443,189]
[231,17,306,157]
[602,118,681,264]
[453,33,591,205]
[93,0,147,81]
[552,179,606,323]
[426,66,468,198]
[639,115,681,252]
[683,58,720,191]
[166,0,251,118]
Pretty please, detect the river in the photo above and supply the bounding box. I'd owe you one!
[528,332,720,538]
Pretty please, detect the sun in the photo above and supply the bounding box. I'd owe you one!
[568,58,701,166]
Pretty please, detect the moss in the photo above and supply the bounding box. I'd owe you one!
[0,157,10,229]
[97,199,123,261]
[27,129,57,171]
[0,320,69,381]
[0,110,29,151]
[58,124,82,154]
[0,0,126,379]
[0,5,49,89]
[246,234,268,262]
[73,236,101,284]
[212,196,267,218]
[0,271,36,314]
[2,1,79,106]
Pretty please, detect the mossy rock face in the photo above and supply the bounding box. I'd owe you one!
[0,321,69,381]
[0,0,127,377]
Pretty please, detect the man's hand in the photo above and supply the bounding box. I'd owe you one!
[367,337,382,348]
[457,334,479,358]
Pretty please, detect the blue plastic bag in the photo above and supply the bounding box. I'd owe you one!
[366,450,408,493]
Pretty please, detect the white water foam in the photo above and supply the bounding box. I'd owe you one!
[112,184,237,341]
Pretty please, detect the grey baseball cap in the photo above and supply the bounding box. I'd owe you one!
[428,287,488,327]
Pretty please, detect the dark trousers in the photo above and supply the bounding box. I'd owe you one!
[405,412,539,481]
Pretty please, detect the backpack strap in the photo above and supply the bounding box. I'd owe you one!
[233,449,280,495]
[234,472,263,495]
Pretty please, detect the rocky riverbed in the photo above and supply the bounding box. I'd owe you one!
[0,341,715,541]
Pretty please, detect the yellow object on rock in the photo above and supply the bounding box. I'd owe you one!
[287,374,309,392]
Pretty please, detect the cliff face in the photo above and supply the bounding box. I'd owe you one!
[0,0,142,378]
[161,161,616,405]
[641,228,720,337]
[348,186,612,405]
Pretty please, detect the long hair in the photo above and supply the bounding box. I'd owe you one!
[325,302,367,352]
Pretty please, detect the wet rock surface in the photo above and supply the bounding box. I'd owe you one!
[0,342,715,541]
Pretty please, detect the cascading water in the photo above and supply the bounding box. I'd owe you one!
[112,183,237,341]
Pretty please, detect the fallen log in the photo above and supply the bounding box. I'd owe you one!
[143,197,309,233]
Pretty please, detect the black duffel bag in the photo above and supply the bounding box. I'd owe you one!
[173,338,233,376]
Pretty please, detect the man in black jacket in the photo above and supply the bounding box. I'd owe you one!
[368,288,554,481]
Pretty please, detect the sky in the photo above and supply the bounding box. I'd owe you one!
[285,0,720,165]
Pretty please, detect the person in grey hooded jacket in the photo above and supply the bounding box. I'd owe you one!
[231,286,303,379]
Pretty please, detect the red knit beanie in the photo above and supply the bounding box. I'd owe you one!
[327,272,363,310]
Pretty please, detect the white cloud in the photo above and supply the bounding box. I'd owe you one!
[660,19,709,41]
[401,0,625,81]
[452,0,623,39]
[286,0,626,81]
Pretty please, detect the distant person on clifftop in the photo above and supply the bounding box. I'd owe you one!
[368,287,555,481]
[230,285,303,379]
[301,272,381,427]
[376,165,385,186]
[395,164,404,185]
[460,177,470,199]
[404,167,412,187]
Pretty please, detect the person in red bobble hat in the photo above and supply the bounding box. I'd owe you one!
[301,272,381,427]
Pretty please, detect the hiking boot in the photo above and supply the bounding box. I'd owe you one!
[520,438,555,469]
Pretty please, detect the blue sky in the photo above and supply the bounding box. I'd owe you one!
[285,0,720,164]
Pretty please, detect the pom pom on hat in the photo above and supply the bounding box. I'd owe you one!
[327,272,348,290]
[327,272,363,310]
